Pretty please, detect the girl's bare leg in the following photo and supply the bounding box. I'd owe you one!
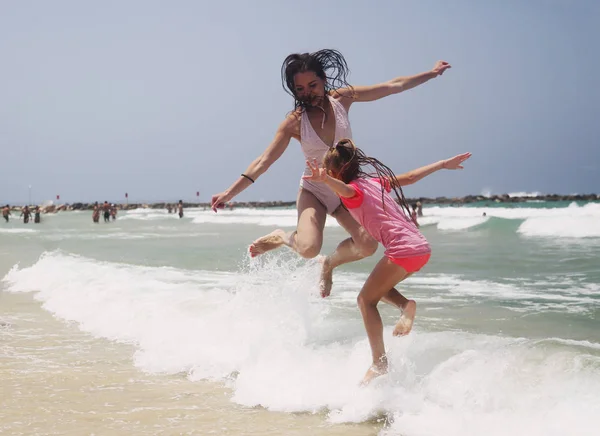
[319,206,378,297]
[357,257,410,385]
[380,274,417,336]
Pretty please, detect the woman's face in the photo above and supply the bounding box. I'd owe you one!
[293,71,326,106]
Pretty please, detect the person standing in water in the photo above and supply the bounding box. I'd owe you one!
[102,201,111,223]
[34,206,41,224]
[20,206,32,224]
[211,49,451,297]
[410,203,419,228]
[2,205,10,223]
[92,202,100,223]
[303,139,470,385]
[177,200,184,218]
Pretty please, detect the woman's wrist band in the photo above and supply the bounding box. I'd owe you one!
[241,173,255,183]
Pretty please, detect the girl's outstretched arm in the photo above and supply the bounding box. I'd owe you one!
[302,159,356,198]
[394,152,472,186]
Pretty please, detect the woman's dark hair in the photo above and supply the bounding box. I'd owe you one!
[281,49,354,112]
[323,139,415,222]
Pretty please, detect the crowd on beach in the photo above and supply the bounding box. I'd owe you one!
[1,199,189,225]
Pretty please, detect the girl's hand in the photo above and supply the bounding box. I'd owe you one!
[302,159,329,183]
[442,152,472,170]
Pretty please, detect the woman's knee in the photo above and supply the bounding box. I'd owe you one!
[295,237,322,259]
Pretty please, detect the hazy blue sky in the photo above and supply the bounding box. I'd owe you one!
[1,1,598,204]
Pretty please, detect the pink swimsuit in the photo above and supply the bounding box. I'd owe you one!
[299,96,352,214]
[341,178,431,272]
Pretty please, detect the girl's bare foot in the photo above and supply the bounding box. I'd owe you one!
[360,363,388,386]
[393,300,416,336]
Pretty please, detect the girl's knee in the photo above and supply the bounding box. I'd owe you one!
[357,292,377,309]
[356,233,378,258]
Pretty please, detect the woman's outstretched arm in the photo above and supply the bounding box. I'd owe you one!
[211,115,298,211]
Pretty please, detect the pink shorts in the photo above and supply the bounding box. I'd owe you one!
[389,253,431,273]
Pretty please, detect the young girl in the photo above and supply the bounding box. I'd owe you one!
[302,139,471,385]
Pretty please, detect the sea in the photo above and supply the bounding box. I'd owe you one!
[1,200,599,436]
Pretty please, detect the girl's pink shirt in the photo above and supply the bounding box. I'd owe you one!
[341,178,431,259]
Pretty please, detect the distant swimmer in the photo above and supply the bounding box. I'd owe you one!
[103,201,111,223]
[177,200,184,218]
[303,139,471,386]
[34,206,41,224]
[416,201,423,217]
[2,204,10,223]
[111,204,117,221]
[92,202,100,223]
[167,204,172,214]
[483,212,487,217]
[411,203,419,228]
[20,206,32,224]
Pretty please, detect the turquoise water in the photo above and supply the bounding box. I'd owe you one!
[1,202,599,435]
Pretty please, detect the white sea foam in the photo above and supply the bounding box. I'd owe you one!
[40,231,219,241]
[115,203,600,239]
[0,228,38,234]
[422,202,600,238]
[2,252,600,435]
[507,191,543,198]
[518,215,600,238]
[190,209,340,227]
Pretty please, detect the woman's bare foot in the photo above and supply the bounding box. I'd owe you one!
[360,363,388,386]
[248,229,288,257]
[393,300,416,336]
[319,256,333,298]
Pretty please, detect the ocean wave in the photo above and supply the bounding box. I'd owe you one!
[436,216,489,230]
[2,252,600,435]
[422,202,600,238]
[106,204,600,239]
[518,216,600,238]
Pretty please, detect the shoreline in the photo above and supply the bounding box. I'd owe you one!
[5,193,599,212]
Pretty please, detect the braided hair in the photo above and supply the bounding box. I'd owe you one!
[323,139,415,222]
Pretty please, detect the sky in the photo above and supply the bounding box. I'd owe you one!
[1,0,599,204]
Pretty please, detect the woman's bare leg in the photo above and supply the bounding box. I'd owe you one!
[249,189,327,259]
[319,206,378,297]
[357,257,410,385]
